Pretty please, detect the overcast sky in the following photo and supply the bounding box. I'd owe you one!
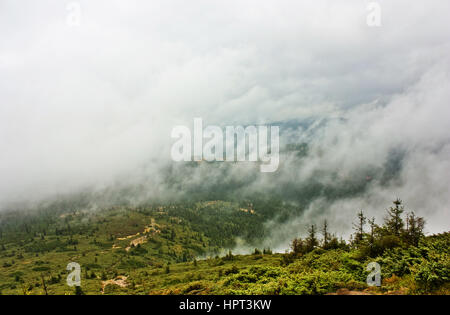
[1,1,449,239]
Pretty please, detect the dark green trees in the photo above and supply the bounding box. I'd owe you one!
[290,199,426,257]
[351,199,426,255]
[290,238,305,255]
[405,212,425,246]
[306,224,319,252]
[321,220,330,249]
[353,210,366,244]
[384,199,405,236]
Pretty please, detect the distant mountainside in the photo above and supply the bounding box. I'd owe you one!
[0,118,406,218]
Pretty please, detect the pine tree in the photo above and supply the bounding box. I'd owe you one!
[384,199,405,236]
[368,217,376,245]
[321,220,330,249]
[291,238,305,254]
[353,210,366,244]
[306,224,318,252]
[406,212,425,246]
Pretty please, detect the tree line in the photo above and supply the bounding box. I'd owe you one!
[290,199,425,257]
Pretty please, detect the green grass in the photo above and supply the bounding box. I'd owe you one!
[0,202,448,295]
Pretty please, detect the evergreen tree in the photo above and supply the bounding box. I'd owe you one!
[406,212,425,246]
[306,224,318,252]
[368,217,376,245]
[353,210,366,244]
[291,238,305,255]
[321,220,330,249]
[384,199,405,236]
[224,250,234,261]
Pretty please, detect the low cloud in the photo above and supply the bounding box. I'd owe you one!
[0,1,449,246]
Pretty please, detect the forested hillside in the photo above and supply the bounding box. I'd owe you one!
[0,199,448,295]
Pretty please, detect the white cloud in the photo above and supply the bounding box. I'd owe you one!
[0,1,449,239]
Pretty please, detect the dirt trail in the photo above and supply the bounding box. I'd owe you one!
[327,288,372,295]
[112,218,161,251]
[101,276,128,294]
[328,288,407,295]
[239,208,255,214]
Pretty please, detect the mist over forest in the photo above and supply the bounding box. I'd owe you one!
[1,0,450,250]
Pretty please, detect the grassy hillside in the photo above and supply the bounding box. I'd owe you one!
[0,201,448,295]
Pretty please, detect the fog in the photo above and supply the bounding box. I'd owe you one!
[1,1,449,247]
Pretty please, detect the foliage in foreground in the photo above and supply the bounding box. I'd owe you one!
[0,200,448,295]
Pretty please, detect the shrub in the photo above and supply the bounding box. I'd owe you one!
[415,261,450,291]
